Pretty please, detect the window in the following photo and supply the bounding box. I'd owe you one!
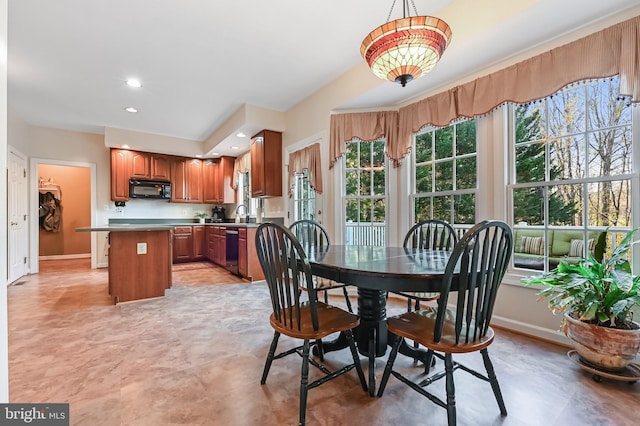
[237,171,256,215]
[292,169,316,221]
[412,119,477,229]
[344,139,386,246]
[511,77,634,271]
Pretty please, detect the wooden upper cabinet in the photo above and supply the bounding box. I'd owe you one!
[203,156,236,204]
[218,156,236,203]
[203,159,220,203]
[131,152,171,181]
[171,157,203,203]
[130,151,151,178]
[111,149,132,201]
[151,154,172,180]
[251,130,282,197]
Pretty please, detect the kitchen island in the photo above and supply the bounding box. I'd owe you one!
[77,225,173,303]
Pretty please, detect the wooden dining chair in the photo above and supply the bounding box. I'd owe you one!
[396,220,458,312]
[255,222,367,426]
[289,219,353,313]
[377,220,513,426]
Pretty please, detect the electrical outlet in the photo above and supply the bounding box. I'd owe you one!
[137,242,147,255]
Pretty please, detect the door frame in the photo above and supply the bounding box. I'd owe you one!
[29,158,97,273]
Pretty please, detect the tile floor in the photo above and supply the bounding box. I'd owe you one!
[7,259,640,426]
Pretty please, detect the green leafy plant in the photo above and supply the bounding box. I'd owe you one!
[521,229,640,329]
[194,211,207,218]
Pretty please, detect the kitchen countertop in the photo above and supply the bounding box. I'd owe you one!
[76,222,262,232]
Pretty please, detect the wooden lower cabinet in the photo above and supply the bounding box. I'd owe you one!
[214,227,226,266]
[173,226,193,263]
[238,227,264,281]
[193,226,206,259]
[108,230,172,303]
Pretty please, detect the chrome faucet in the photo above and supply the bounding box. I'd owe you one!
[236,204,250,223]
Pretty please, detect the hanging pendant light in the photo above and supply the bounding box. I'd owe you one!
[361,0,452,87]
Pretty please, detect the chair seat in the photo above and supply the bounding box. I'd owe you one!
[387,307,495,354]
[392,291,439,301]
[270,302,360,340]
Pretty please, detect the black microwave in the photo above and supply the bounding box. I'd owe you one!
[129,179,171,199]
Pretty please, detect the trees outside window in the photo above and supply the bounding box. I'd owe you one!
[344,139,386,245]
[412,119,477,228]
[511,77,634,270]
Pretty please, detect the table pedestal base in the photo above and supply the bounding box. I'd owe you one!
[315,288,433,395]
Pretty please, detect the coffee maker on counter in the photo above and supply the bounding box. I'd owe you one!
[211,206,227,222]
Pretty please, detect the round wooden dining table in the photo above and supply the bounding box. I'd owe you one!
[305,245,457,395]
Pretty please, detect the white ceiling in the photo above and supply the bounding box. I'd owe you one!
[8,0,640,156]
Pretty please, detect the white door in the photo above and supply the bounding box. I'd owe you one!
[8,150,28,283]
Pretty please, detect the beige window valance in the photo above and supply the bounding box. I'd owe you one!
[232,152,251,190]
[331,15,640,168]
[398,15,640,163]
[288,143,323,195]
[329,111,399,169]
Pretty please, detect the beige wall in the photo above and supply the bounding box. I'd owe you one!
[37,164,91,256]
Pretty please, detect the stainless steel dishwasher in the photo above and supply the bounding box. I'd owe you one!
[225,229,239,275]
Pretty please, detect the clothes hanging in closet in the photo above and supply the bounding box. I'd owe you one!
[39,191,62,232]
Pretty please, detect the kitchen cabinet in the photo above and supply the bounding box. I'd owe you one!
[131,151,150,178]
[203,159,219,203]
[212,226,226,267]
[173,226,193,263]
[250,130,282,197]
[203,156,236,204]
[108,230,172,303]
[171,157,203,203]
[111,149,131,201]
[131,152,171,181]
[151,154,172,180]
[238,227,265,281]
[206,226,216,260]
[193,225,206,259]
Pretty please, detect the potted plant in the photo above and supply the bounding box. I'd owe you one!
[194,211,207,224]
[522,229,640,371]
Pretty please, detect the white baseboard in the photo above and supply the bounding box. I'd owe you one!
[39,254,91,260]
[491,314,571,347]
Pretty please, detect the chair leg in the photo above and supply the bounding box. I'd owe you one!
[444,353,456,426]
[424,349,434,374]
[342,287,353,313]
[481,348,507,416]
[299,340,311,426]
[323,290,329,304]
[412,299,421,354]
[261,331,280,384]
[368,327,376,396]
[315,339,324,361]
[377,335,402,397]
[345,329,368,392]
[406,297,412,312]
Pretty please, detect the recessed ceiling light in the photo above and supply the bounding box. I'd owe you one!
[125,107,138,113]
[195,154,203,158]
[236,132,246,138]
[121,144,130,149]
[231,146,239,150]
[125,78,142,88]
[212,152,220,156]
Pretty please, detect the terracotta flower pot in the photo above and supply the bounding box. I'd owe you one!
[563,312,640,371]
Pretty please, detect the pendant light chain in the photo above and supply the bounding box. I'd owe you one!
[387,0,420,21]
